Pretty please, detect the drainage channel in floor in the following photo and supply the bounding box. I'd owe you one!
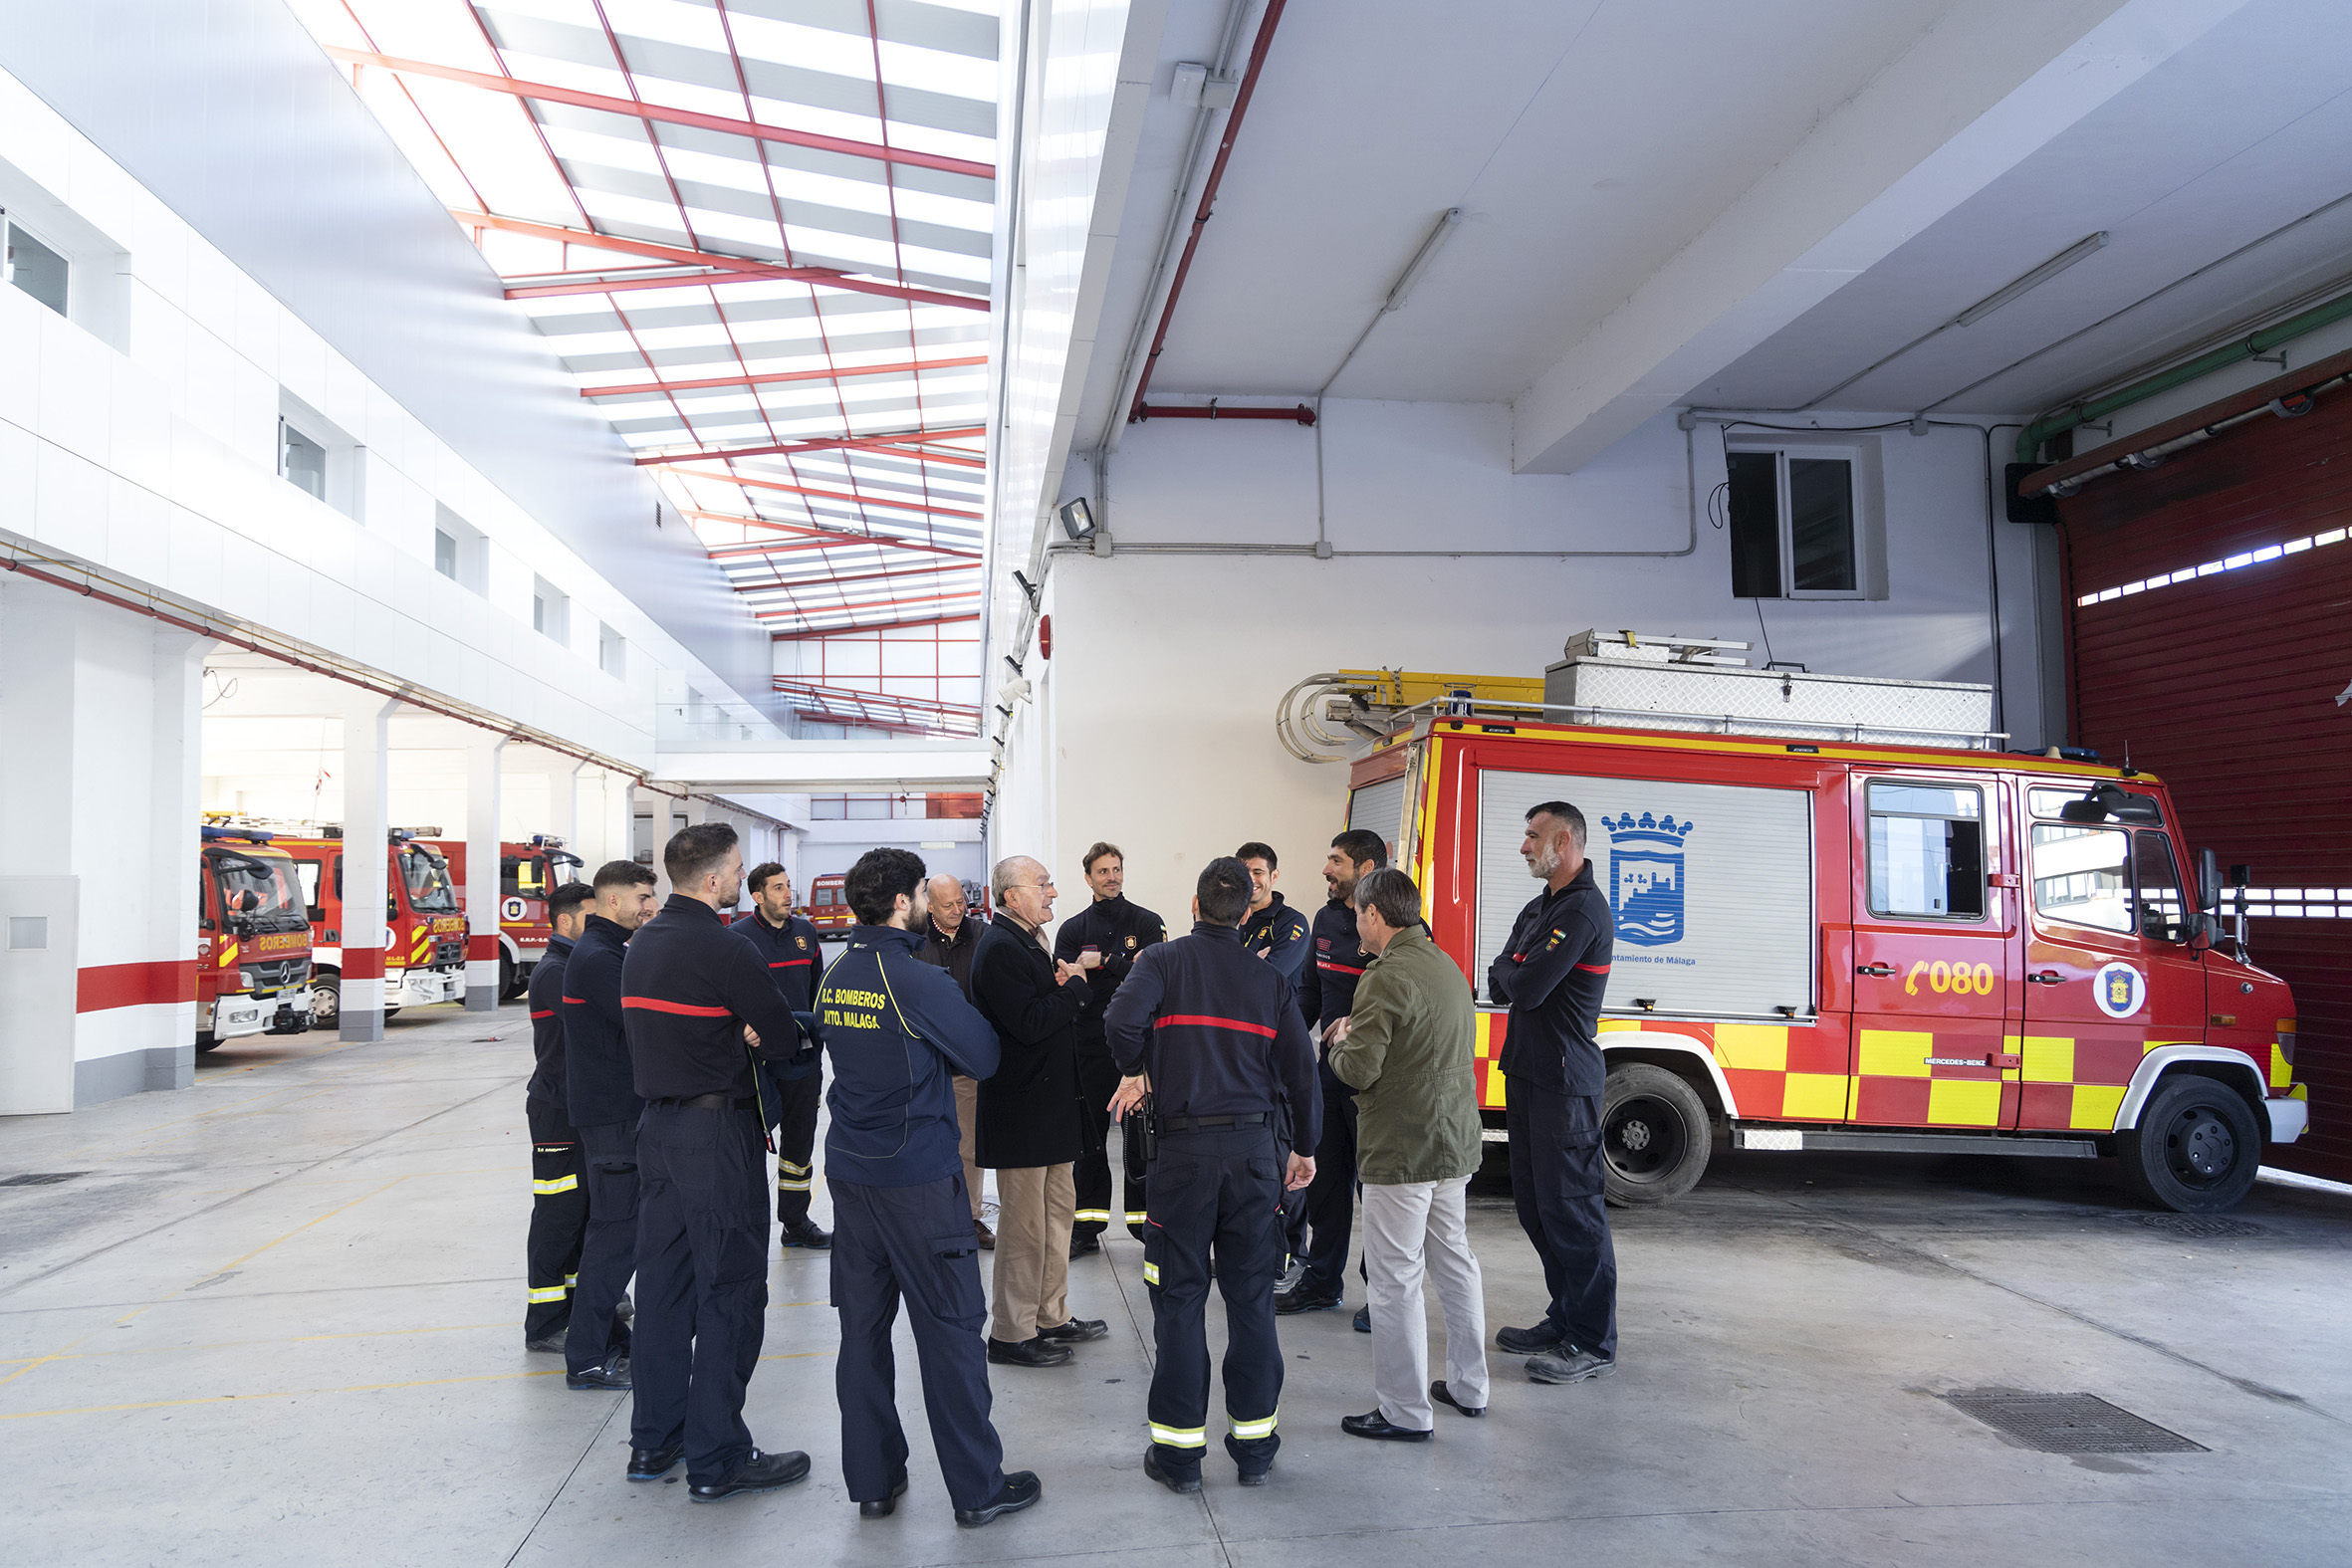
[1941,1388,2208,1454]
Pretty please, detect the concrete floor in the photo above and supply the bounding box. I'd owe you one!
[4,1003,2349,1568]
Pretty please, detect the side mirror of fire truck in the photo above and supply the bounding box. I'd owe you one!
[232,890,262,914]
[2197,847,2222,912]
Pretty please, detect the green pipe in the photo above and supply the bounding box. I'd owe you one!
[2016,286,2352,462]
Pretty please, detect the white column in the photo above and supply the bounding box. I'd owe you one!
[148,630,213,1087]
[340,693,401,1041]
[463,732,506,1011]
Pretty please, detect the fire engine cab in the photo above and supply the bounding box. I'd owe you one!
[422,835,585,999]
[805,872,854,933]
[1297,631,2308,1215]
[269,828,469,1023]
[195,825,316,1051]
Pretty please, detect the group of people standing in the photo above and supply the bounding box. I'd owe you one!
[514,797,1623,1516]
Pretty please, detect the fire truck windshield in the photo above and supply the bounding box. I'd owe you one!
[208,852,304,923]
[401,847,459,913]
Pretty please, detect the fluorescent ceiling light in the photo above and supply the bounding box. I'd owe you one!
[1955,232,2110,328]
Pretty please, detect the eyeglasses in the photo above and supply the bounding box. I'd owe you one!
[1006,878,1057,891]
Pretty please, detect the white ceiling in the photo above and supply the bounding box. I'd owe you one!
[1081,0,2352,436]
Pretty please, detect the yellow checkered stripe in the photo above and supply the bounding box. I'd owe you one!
[1148,1422,1206,1449]
[776,1159,813,1194]
[1228,1410,1278,1440]
[409,926,432,966]
[532,1174,580,1195]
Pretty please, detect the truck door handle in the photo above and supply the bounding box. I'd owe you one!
[1855,964,1894,977]
[2027,971,2063,985]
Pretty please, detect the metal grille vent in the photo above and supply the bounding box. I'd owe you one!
[2136,1214,2266,1238]
[0,1172,88,1187]
[1941,1389,2206,1454]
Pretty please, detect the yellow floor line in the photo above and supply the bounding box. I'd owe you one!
[0,1366,572,1422]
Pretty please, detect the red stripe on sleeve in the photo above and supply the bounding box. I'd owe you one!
[530,1008,556,1019]
[768,959,814,969]
[1153,1013,1278,1038]
[1573,963,1610,975]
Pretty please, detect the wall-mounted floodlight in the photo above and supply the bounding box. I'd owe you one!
[1058,498,1096,542]
[1954,232,2109,328]
[1012,570,1040,608]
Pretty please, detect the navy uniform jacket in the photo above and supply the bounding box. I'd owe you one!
[620,894,815,1104]
[1053,893,1166,1043]
[1240,892,1310,988]
[732,908,824,1011]
[563,914,641,1130]
[1102,923,1320,1157]
[525,934,575,1116]
[1488,862,1613,1096]
[1296,899,1371,1032]
[816,923,1001,1187]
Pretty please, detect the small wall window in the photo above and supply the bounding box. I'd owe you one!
[277,391,363,522]
[281,419,329,501]
[1866,781,1985,920]
[1728,447,1863,599]
[598,621,626,678]
[432,504,486,593]
[532,575,570,644]
[2,214,68,317]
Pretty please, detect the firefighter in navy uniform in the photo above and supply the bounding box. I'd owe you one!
[1054,840,1165,1248]
[733,861,831,1249]
[523,881,596,1352]
[1236,841,1309,985]
[619,823,821,1501]
[1279,829,1388,1323]
[1104,857,1318,1492]
[1488,799,1618,1387]
[817,848,1044,1528]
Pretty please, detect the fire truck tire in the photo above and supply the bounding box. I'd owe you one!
[1601,1063,1712,1207]
[195,1033,221,1053]
[310,970,341,1027]
[2120,1074,2261,1214]
[499,954,519,1002]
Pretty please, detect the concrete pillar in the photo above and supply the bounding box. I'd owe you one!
[147,630,212,1089]
[340,693,401,1042]
[463,732,506,1011]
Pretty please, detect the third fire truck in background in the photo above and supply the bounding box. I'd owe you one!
[195,825,316,1051]
[423,836,585,999]
[805,872,854,933]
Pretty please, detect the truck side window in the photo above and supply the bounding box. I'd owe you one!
[1865,781,1985,920]
[295,859,324,924]
[2029,824,2131,933]
[500,856,522,900]
[2133,831,2187,943]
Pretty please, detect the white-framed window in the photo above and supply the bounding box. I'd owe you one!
[277,391,363,522]
[2,211,68,318]
[1727,446,1864,599]
[598,621,626,678]
[432,504,486,593]
[532,575,570,645]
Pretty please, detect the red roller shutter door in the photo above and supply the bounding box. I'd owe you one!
[2058,394,2352,1183]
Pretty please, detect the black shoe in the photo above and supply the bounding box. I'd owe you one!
[859,1474,908,1518]
[1142,1448,1201,1494]
[1236,1462,1272,1487]
[1495,1321,1564,1355]
[1431,1381,1486,1418]
[955,1469,1043,1527]
[779,1217,832,1250]
[688,1448,812,1503]
[627,1443,684,1480]
[1038,1316,1107,1343]
[1342,1410,1432,1443]
[566,1351,631,1391]
[1275,1285,1342,1316]
[1352,1305,1371,1334]
[1527,1346,1616,1385]
[1068,1232,1101,1258]
[987,1336,1074,1368]
[525,1330,568,1354]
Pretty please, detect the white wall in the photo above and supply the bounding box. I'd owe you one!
[798,817,986,889]
[1001,398,2054,925]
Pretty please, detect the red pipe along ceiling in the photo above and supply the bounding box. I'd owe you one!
[1125,0,1292,424]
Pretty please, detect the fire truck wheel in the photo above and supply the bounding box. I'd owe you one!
[499,954,521,1002]
[310,970,341,1027]
[2120,1074,2261,1214]
[1601,1063,1712,1207]
[195,1033,221,1054]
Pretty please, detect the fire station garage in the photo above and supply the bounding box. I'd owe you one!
[4,1,2351,1563]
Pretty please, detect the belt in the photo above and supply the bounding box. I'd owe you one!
[649,1093,759,1111]
[1158,1111,1269,1134]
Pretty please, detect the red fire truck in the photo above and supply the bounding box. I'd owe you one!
[195,826,316,1051]
[271,829,469,1023]
[422,836,585,999]
[806,872,854,933]
[1316,636,2306,1214]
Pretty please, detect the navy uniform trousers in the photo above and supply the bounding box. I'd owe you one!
[1142,1126,1287,1477]
[631,1101,772,1484]
[1504,1078,1618,1359]
[762,1060,823,1223]
[829,1172,1007,1510]
[1073,1040,1146,1239]
[524,1103,588,1341]
[565,1122,638,1373]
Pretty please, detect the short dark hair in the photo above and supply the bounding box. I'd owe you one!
[846,847,926,925]
[592,858,656,894]
[1081,841,1123,873]
[746,861,787,895]
[1330,828,1388,870]
[1234,841,1278,870]
[1526,800,1588,849]
[664,822,739,889]
[550,881,597,920]
[1351,867,1422,930]
[1197,857,1254,926]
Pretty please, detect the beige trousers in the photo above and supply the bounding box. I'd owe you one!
[990,1162,1074,1341]
[954,1075,984,1222]
[1363,1177,1490,1430]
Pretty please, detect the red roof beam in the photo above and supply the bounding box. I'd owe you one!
[731,561,975,595]
[685,510,980,560]
[751,587,979,618]
[636,425,987,467]
[769,612,980,640]
[585,354,988,401]
[669,466,982,520]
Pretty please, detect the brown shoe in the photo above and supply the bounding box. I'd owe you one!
[974,1219,996,1250]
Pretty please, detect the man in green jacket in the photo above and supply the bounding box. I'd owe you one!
[1325,868,1489,1440]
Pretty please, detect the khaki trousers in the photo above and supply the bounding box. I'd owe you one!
[1363,1177,1489,1430]
[954,1075,984,1222]
[990,1162,1074,1341]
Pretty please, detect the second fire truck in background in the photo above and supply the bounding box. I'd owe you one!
[423,836,585,999]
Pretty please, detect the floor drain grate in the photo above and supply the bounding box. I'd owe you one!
[2136,1214,2265,1238]
[0,1171,88,1187]
[1942,1389,2206,1455]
